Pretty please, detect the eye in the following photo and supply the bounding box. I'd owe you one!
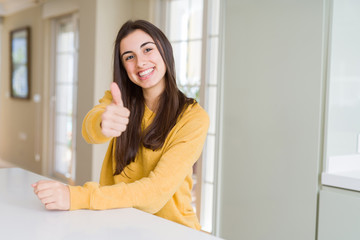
[144,48,153,53]
[124,55,134,61]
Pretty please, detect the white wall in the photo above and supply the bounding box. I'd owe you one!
[0,17,2,139]
[0,5,44,173]
[218,1,324,239]
[74,0,97,184]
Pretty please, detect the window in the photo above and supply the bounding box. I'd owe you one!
[165,0,203,100]
[159,0,222,233]
[322,0,360,190]
[49,14,79,183]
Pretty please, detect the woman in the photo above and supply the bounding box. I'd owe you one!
[32,20,209,230]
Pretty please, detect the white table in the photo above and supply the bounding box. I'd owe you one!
[0,168,222,240]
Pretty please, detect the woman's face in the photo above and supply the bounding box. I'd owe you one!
[120,29,166,97]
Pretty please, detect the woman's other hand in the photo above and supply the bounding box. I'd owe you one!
[32,180,70,210]
[101,82,130,138]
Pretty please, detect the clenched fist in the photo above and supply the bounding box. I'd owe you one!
[101,82,130,138]
[32,180,70,210]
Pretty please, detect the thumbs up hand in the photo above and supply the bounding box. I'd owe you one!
[101,82,130,138]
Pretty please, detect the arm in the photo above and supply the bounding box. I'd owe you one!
[82,90,113,144]
[82,85,130,144]
[70,107,209,214]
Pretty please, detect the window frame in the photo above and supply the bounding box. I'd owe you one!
[154,0,224,235]
[48,13,79,184]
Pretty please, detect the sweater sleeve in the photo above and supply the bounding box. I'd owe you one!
[82,91,113,144]
[69,106,209,213]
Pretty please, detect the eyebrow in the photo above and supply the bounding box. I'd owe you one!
[121,41,156,59]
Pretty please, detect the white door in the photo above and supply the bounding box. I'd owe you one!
[50,14,79,183]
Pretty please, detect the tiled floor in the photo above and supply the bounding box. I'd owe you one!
[0,159,16,168]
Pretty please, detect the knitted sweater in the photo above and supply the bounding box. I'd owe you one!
[68,90,209,230]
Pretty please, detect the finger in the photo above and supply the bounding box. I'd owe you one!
[105,104,130,118]
[45,202,67,211]
[101,116,129,128]
[35,181,56,192]
[114,117,129,126]
[101,128,122,138]
[32,181,42,193]
[32,180,49,190]
[40,196,55,205]
[101,123,127,134]
[110,82,123,107]
[36,180,54,185]
[37,189,53,199]
[45,203,58,210]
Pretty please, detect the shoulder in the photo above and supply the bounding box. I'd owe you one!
[165,102,209,145]
[178,102,210,129]
[184,102,209,119]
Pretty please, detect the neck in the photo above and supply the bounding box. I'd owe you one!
[142,79,165,112]
[143,89,162,112]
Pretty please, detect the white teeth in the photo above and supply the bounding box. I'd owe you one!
[139,68,154,77]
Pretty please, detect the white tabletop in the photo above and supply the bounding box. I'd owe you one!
[0,168,222,240]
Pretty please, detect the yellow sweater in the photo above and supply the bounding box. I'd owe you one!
[68,91,209,230]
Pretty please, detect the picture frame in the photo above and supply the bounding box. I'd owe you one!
[10,27,31,99]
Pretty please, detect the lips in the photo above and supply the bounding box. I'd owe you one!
[138,67,154,78]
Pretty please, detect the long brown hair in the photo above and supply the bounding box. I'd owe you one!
[113,20,194,176]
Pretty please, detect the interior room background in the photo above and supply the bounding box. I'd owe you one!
[1,0,359,240]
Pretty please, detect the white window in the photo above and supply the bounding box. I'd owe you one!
[158,0,222,234]
[49,14,79,183]
[322,0,360,191]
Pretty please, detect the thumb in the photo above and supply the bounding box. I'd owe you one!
[110,82,123,107]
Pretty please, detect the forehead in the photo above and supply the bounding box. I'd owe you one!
[120,29,154,53]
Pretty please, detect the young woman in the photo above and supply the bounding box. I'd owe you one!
[32,20,209,230]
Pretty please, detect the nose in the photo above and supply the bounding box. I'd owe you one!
[136,54,147,68]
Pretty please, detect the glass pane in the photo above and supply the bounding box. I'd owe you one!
[188,0,203,40]
[55,144,72,177]
[56,84,74,114]
[55,115,73,146]
[168,0,190,41]
[208,86,217,134]
[326,0,360,158]
[56,54,74,83]
[173,42,188,85]
[179,85,200,101]
[53,15,77,181]
[11,63,28,98]
[187,40,202,86]
[201,183,213,233]
[205,135,215,183]
[209,0,220,35]
[209,37,219,85]
[12,30,27,64]
[57,21,74,52]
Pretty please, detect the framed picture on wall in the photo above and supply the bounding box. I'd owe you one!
[10,27,30,99]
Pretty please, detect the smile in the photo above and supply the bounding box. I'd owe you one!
[138,68,154,77]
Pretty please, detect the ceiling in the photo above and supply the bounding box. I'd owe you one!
[0,0,45,16]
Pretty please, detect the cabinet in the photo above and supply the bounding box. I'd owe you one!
[318,188,360,240]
